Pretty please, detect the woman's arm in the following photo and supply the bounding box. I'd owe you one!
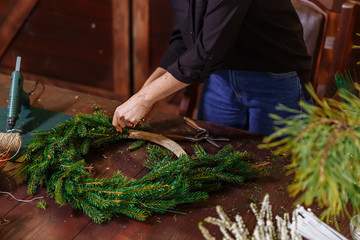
[112,71,188,132]
[141,67,167,89]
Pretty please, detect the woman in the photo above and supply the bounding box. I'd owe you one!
[112,0,312,135]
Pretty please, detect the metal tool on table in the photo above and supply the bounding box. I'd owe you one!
[165,117,230,148]
[7,56,31,131]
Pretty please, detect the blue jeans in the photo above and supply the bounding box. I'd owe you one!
[197,70,308,135]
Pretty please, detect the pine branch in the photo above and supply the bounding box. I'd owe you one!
[260,83,360,222]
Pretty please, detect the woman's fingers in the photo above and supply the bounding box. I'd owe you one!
[112,92,152,133]
[112,115,125,133]
[112,111,143,133]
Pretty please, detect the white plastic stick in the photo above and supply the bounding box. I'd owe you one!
[15,56,21,72]
[289,206,348,240]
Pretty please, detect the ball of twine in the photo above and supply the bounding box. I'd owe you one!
[0,133,22,161]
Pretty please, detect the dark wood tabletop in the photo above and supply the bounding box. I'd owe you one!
[0,74,352,239]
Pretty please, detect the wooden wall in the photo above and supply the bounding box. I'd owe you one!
[149,0,173,72]
[0,0,115,93]
[132,0,173,93]
[0,0,173,98]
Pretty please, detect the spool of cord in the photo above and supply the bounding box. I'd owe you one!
[0,133,22,161]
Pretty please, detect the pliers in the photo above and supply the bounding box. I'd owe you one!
[164,117,230,148]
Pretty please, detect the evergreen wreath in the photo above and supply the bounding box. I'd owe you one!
[17,112,257,224]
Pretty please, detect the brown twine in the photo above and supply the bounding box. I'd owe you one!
[0,133,22,161]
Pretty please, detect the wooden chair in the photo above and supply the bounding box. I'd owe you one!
[292,0,328,90]
[178,0,328,117]
[325,1,360,97]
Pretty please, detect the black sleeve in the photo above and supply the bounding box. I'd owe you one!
[159,23,187,70]
[167,0,252,84]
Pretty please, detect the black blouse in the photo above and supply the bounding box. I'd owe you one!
[159,0,312,85]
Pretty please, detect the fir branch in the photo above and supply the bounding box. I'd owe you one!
[128,140,146,151]
[37,200,47,210]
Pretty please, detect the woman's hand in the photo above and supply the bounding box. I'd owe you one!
[112,71,189,133]
[112,92,152,132]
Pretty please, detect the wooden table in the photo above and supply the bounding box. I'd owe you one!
[0,74,352,239]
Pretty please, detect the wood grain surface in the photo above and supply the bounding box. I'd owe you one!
[0,74,352,239]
